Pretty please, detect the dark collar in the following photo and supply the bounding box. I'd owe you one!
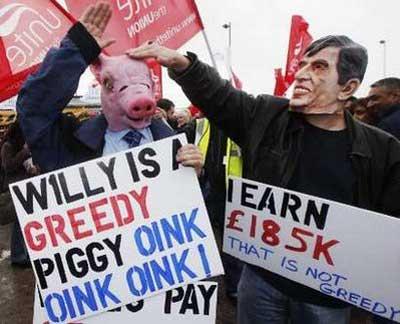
[149,118,176,140]
[286,110,371,158]
[73,115,175,152]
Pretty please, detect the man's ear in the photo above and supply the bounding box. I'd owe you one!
[90,54,108,83]
[338,79,361,100]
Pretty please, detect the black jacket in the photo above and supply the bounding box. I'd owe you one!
[170,52,400,218]
[376,104,400,140]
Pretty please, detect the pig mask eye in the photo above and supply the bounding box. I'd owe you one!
[103,77,114,91]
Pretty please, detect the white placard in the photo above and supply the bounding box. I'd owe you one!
[33,282,218,324]
[11,134,223,322]
[224,177,400,322]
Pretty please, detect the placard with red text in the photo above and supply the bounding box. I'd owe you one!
[10,134,223,323]
[224,177,400,323]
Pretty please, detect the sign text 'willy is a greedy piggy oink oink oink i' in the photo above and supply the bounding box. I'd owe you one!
[11,134,223,323]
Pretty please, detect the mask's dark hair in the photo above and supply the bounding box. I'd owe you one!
[371,77,400,92]
[156,98,175,112]
[304,35,368,85]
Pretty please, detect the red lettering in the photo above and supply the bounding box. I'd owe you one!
[24,221,46,251]
[90,198,114,232]
[250,214,257,237]
[67,206,92,240]
[285,227,314,252]
[226,210,244,232]
[313,235,340,266]
[261,219,280,246]
[130,186,149,219]
[110,194,135,225]
[45,214,72,247]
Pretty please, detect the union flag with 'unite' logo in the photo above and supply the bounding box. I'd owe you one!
[0,0,74,102]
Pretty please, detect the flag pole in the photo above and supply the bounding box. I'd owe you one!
[192,0,218,71]
[201,30,218,71]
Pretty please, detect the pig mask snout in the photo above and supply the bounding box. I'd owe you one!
[128,95,156,120]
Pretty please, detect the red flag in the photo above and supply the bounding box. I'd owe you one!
[66,0,205,102]
[146,59,163,101]
[65,0,204,54]
[273,15,312,97]
[273,68,286,96]
[0,0,75,102]
[284,15,313,86]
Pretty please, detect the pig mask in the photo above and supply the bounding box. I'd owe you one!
[91,54,156,131]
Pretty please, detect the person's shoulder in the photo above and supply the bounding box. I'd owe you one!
[355,118,400,155]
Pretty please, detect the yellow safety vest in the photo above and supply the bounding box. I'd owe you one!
[196,118,242,182]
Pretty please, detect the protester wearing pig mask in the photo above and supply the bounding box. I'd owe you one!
[17,3,203,178]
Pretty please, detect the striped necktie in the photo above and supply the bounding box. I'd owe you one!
[122,130,142,148]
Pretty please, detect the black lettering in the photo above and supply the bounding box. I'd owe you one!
[33,258,54,289]
[108,306,122,312]
[172,138,183,171]
[180,284,199,314]
[103,234,123,266]
[11,178,48,214]
[198,284,217,315]
[164,286,184,314]
[304,200,329,230]
[66,247,88,278]
[87,242,108,272]
[54,252,67,284]
[139,148,160,178]
[241,182,258,209]
[280,193,300,223]
[126,300,144,312]
[48,174,63,205]
[227,178,233,203]
[58,172,84,203]
[126,152,140,182]
[257,187,277,214]
[79,167,105,197]
[97,157,117,190]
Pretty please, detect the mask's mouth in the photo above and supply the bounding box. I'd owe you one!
[127,116,144,122]
[292,85,311,97]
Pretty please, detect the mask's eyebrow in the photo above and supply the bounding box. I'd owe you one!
[312,59,329,67]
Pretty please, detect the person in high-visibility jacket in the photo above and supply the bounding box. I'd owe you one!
[195,117,244,299]
[196,118,243,181]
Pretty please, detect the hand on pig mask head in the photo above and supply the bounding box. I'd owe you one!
[91,54,156,131]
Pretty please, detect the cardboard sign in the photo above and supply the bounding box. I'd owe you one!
[33,282,218,324]
[224,177,400,322]
[10,134,223,323]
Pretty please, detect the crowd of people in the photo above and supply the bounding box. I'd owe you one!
[0,2,399,324]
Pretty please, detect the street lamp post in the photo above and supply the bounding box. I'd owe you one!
[222,22,232,73]
[222,22,232,49]
[379,40,387,77]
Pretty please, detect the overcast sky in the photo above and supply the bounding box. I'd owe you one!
[61,0,400,108]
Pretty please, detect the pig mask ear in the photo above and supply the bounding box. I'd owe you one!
[90,54,109,84]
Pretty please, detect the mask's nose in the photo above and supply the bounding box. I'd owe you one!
[129,96,156,118]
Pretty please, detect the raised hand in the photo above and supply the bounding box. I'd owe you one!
[79,2,115,49]
[126,41,191,72]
